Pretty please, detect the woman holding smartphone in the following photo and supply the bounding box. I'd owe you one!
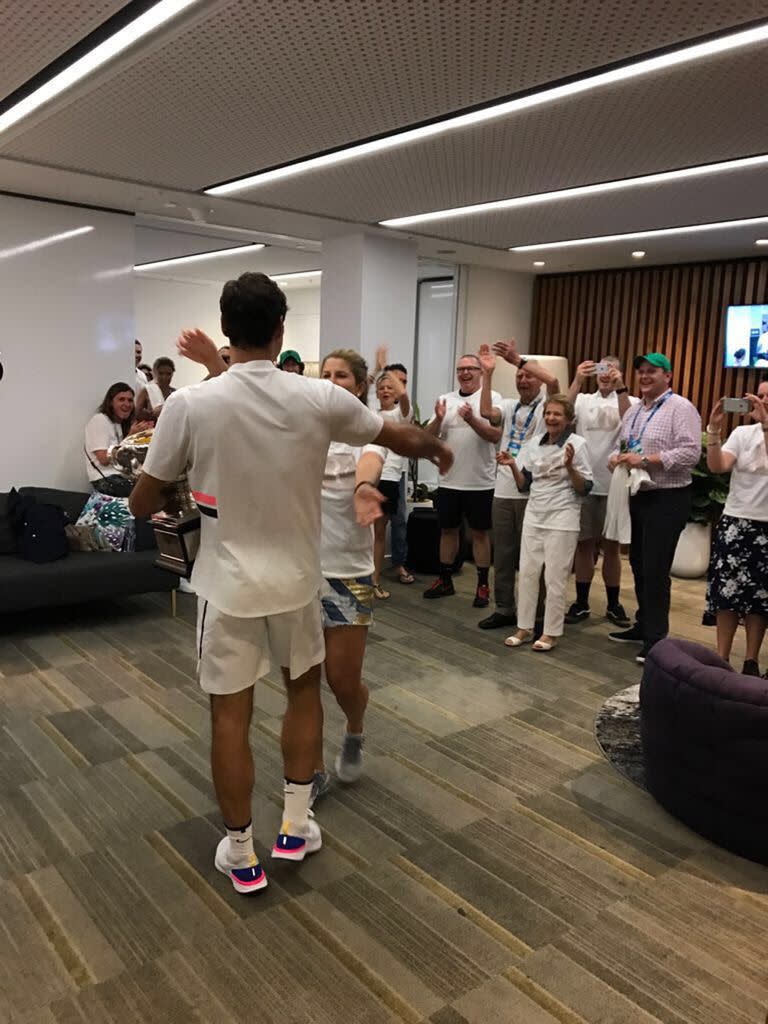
[705,384,768,675]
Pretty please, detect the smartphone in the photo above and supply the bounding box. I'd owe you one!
[722,397,751,414]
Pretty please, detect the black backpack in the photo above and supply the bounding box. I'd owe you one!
[14,500,70,564]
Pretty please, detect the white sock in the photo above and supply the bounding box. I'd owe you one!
[225,820,255,865]
[282,780,312,835]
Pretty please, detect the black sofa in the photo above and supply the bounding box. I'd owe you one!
[0,487,178,614]
[640,638,768,864]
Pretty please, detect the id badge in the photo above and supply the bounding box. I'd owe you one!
[627,438,643,454]
[507,439,522,457]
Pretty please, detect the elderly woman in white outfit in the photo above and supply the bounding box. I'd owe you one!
[500,395,593,652]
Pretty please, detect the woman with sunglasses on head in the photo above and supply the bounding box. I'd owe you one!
[501,395,593,652]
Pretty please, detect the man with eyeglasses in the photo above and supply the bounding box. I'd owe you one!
[423,354,502,606]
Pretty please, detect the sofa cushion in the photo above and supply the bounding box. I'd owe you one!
[0,491,17,554]
[18,487,89,524]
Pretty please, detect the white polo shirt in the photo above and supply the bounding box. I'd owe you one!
[143,361,383,617]
[379,406,410,482]
[494,393,547,500]
[574,390,640,495]
[433,388,501,491]
[722,424,768,522]
[321,442,387,578]
[518,432,593,531]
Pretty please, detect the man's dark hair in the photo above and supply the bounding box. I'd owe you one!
[153,356,175,372]
[220,272,288,349]
[384,362,408,375]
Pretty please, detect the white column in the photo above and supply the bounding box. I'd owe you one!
[319,233,418,374]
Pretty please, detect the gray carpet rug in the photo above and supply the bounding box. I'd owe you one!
[594,683,646,789]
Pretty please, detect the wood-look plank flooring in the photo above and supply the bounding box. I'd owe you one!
[0,564,766,1024]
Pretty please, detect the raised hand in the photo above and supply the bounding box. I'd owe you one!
[382,371,405,398]
[746,393,768,424]
[492,338,518,365]
[178,328,219,367]
[496,450,515,467]
[354,483,385,526]
[576,360,596,379]
[458,402,473,422]
[375,345,388,372]
[434,397,447,423]
[564,442,575,467]
[707,398,725,432]
[478,343,496,373]
[606,365,624,390]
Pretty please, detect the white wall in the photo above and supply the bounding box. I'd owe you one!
[456,265,534,354]
[135,275,320,388]
[0,195,135,490]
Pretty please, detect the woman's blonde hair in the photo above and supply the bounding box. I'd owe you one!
[321,349,369,404]
[544,394,575,422]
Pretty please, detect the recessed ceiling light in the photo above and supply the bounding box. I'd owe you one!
[631,250,646,258]
[0,0,202,136]
[205,23,768,195]
[756,239,768,246]
[533,260,546,267]
[509,216,768,252]
[133,242,265,271]
[379,155,768,228]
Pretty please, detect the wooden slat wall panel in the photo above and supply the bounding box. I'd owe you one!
[531,257,768,419]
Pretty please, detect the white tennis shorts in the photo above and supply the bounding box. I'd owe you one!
[196,598,325,694]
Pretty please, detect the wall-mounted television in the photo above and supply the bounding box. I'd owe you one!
[724,304,768,368]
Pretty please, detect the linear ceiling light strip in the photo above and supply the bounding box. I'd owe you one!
[205,22,768,195]
[509,216,768,252]
[134,242,265,271]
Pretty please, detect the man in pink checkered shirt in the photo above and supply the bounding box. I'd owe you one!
[607,352,701,664]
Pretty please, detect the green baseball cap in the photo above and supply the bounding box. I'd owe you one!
[633,352,671,372]
[278,349,302,366]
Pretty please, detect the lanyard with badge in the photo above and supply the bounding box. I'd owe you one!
[507,398,540,456]
[623,390,671,453]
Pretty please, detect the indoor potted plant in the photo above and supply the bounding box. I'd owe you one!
[671,434,730,579]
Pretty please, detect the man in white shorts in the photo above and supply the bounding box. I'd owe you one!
[131,272,452,895]
[565,355,638,627]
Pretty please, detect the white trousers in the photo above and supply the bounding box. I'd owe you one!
[517,522,579,637]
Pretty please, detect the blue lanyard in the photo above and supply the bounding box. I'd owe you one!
[628,390,672,447]
[508,398,540,449]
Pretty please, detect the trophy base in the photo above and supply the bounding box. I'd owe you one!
[151,512,201,578]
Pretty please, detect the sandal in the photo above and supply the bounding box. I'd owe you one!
[504,631,532,648]
[397,569,415,585]
[373,584,391,600]
[532,638,556,652]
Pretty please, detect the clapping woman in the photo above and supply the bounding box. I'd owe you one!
[705,383,768,675]
[501,396,593,652]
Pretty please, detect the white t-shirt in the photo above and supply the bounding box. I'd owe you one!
[518,432,593,531]
[722,424,768,522]
[141,381,167,410]
[574,390,640,495]
[380,407,409,482]
[494,393,546,500]
[143,361,383,617]
[320,442,387,578]
[433,388,501,491]
[84,413,124,482]
[136,367,149,396]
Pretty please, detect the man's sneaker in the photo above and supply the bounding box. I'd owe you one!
[473,584,490,608]
[335,733,364,783]
[564,602,590,624]
[423,577,455,599]
[635,642,653,665]
[606,604,631,628]
[214,838,268,894]
[608,626,644,644]
[478,611,516,630]
[272,813,322,862]
[309,770,332,808]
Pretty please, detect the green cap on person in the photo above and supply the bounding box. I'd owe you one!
[278,349,302,366]
[633,352,671,372]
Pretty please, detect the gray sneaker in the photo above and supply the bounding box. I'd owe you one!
[335,734,364,783]
[309,770,332,808]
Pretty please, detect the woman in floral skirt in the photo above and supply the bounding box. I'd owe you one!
[705,380,768,675]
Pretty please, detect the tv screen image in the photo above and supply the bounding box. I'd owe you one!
[724,304,768,368]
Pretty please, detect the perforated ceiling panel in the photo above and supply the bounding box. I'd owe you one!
[0,1,129,100]
[1,0,765,191]
[221,46,768,241]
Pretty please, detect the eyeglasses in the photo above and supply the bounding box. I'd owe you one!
[456,366,480,373]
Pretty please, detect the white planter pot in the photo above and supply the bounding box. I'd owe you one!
[671,522,712,579]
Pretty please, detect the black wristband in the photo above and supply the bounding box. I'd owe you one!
[354,481,377,494]
[615,386,629,394]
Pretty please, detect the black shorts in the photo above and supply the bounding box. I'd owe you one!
[436,487,494,531]
[378,479,400,518]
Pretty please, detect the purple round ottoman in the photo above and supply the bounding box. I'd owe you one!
[640,638,768,863]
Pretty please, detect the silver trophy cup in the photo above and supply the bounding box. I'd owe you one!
[107,432,201,576]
